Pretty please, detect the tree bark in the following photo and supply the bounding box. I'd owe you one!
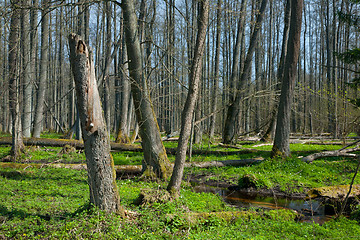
[209,0,222,140]
[33,0,50,137]
[121,0,172,179]
[115,21,130,144]
[21,0,32,138]
[8,0,24,160]
[68,33,123,214]
[271,0,303,158]
[167,0,209,195]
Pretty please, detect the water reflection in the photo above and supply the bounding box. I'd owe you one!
[194,185,333,224]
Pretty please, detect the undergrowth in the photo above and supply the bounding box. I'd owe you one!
[0,167,359,239]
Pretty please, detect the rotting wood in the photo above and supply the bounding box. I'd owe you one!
[68,33,123,214]
[0,137,258,155]
[307,185,360,200]
[302,146,360,163]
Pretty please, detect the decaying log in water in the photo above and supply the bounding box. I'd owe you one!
[302,146,360,163]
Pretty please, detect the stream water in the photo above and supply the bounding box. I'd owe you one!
[194,185,334,224]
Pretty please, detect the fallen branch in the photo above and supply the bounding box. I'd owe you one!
[302,146,360,163]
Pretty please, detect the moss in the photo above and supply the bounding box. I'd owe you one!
[135,188,173,206]
[109,150,125,217]
[307,185,360,199]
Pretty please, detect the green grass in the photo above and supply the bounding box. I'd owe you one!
[1,139,360,238]
[186,156,360,192]
[0,166,359,239]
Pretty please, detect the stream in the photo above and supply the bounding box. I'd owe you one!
[194,185,334,224]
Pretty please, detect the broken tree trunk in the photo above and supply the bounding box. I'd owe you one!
[68,33,123,214]
[302,146,360,163]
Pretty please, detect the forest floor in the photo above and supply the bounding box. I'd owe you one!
[0,132,360,239]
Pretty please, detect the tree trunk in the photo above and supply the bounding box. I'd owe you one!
[222,0,268,144]
[167,0,209,195]
[68,33,123,214]
[209,0,222,140]
[261,0,291,142]
[21,0,32,138]
[115,20,131,144]
[102,0,112,132]
[8,0,24,160]
[33,0,49,137]
[271,0,303,158]
[121,0,172,179]
[228,0,248,102]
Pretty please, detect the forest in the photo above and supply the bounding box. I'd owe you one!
[1,0,360,239]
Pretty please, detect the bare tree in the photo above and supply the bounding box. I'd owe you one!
[21,0,32,138]
[33,0,50,137]
[121,0,172,179]
[209,0,222,140]
[8,0,24,160]
[167,0,209,195]
[222,0,268,144]
[271,0,303,158]
[68,33,123,214]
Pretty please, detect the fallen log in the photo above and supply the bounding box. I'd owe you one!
[307,185,360,200]
[184,158,264,168]
[0,137,142,151]
[0,137,258,156]
[302,146,360,163]
[0,158,263,175]
[0,162,142,176]
[218,143,246,149]
[166,148,258,156]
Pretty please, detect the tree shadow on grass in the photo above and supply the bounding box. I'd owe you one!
[0,202,93,222]
[0,204,51,221]
[0,168,87,185]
